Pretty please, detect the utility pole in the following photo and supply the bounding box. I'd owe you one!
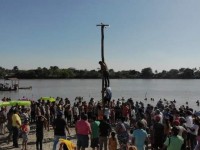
[97,23,109,104]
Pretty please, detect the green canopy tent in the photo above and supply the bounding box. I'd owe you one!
[0,102,10,107]
[9,100,31,106]
[40,97,56,102]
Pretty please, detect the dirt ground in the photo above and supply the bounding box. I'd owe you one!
[0,126,88,150]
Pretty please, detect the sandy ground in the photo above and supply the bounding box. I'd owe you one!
[0,125,91,150]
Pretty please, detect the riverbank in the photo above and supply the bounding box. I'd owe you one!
[1,79,200,111]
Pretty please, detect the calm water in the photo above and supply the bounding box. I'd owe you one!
[0,79,200,110]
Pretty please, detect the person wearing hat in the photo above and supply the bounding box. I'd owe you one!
[163,126,184,150]
[53,110,70,150]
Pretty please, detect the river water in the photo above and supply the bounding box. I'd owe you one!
[0,79,200,110]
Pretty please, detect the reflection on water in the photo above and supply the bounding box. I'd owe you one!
[0,79,200,110]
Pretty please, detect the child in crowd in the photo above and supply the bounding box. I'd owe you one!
[21,119,30,150]
[109,131,117,150]
[36,115,47,150]
[127,129,137,150]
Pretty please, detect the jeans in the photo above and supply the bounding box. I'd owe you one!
[12,126,19,147]
[99,136,108,150]
[0,122,5,134]
[36,135,43,150]
[53,135,66,150]
[7,125,13,142]
[103,71,110,87]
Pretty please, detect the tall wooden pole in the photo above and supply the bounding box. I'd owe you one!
[97,23,109,104]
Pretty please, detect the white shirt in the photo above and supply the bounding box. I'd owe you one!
[185,115,193,128]
[190,124,199,135]
[104,107,110,119]
[73,106,79,116]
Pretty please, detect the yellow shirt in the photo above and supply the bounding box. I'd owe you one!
[12,114,21,128]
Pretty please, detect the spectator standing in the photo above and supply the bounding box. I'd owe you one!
[151,115,164,149]
[99,116,112,150]
[114,102,122,122]
[53,111,70,150]
[36,115,47,150]
[45,102,50,131]
[73,103,79,124]
[187,119,199,150]
[132,121,148,150]
[6,108,13,144]
[90,115,100,150]
[115,117,129,150]
[75,114,91,150]
[0,107,6,135]
[163,126,184,150]
[12,109,22,148]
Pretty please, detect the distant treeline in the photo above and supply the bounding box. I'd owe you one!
[0,66,200,79]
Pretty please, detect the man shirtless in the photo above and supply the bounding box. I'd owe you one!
[99,61,110,87]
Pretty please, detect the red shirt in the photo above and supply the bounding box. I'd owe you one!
[76,119,91,135]
[123,105,129,117]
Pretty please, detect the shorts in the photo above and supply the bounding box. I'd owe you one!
[22,133,28,141]
[77,134,89,148]
[103,97,111,104]
[91,138,99,148]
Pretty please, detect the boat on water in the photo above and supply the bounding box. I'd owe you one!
[0,78,32,91]
[0,78,19,91]
[18,86,32,90]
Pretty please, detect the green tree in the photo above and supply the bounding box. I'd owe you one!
[0,67,6,78]
[180,68,194,79]
[141,67,154,78]
[166,69,179,79]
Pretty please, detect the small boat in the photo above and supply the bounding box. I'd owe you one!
[0,78,19,91]
[19,86,32,90]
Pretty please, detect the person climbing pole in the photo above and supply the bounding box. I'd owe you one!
[99,61,110,87]
[103,87,112,106]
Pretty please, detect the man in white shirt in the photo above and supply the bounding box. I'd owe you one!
[188,119,199,150]
[103,87,112,106]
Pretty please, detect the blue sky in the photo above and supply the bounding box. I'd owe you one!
[0,0,200,72]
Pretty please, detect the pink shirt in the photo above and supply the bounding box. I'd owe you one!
[76,119,91,135]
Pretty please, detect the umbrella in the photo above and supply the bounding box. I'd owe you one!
[40,97,55,102]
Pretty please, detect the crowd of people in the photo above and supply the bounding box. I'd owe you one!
[0,96,200,150]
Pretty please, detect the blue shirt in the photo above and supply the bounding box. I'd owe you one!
[133,129,148,150]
